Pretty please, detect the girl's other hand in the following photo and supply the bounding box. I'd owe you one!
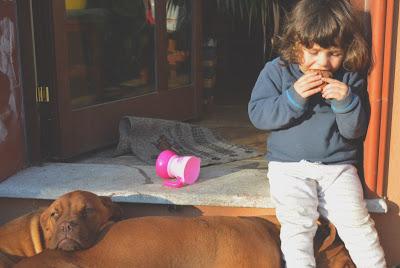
[293,73,323,98]
[321,78,349,100]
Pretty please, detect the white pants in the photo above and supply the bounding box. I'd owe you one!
[268,160,386,268]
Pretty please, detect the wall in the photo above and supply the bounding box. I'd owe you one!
[372,1,400,266]
[0,0,25,181]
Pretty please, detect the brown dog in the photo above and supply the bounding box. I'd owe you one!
[0,190,122,267]
[315,218,356,268]
[15,216,354,268]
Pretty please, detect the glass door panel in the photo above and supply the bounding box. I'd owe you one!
[166,0,192,88]
[42,0,202,158]
[65,0,156,109]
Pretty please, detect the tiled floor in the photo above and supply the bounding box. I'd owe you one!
[193,103,267,153]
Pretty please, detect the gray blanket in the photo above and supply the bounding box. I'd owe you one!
[115,116,261,166]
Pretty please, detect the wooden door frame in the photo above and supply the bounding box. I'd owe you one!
[16,0,41,164]
[361,0,395,198]
[4,0,60,165]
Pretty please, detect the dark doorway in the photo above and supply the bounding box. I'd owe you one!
[202,1,266,106]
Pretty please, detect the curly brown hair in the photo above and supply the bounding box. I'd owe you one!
[276,0,370,72]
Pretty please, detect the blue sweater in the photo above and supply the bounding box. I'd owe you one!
[248,58,368,164]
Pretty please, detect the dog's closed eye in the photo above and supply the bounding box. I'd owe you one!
[50,211,60,220]
[81,207,96,218]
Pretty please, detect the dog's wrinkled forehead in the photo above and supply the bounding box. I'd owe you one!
[50,191,101,214]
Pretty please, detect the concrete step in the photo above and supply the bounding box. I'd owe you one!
[0,157,272,208]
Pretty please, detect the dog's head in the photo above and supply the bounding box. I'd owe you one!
[315,218,356,268]
[40,190,122,251]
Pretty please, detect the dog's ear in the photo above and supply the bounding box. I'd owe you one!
[39,208,49,231]
[100,196,123,221]
[318,222,337,252]
[29,210,45,254]
[315,220,356,268]
[39,207,54,249]
[314,217,337,252]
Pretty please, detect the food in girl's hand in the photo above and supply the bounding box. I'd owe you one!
[309,69,333,87]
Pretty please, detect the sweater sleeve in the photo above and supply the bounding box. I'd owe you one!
[248,60,308,131]
[331,72,368,139]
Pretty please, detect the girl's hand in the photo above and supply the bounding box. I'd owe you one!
[293,73,323,98]
[321,78,349,101]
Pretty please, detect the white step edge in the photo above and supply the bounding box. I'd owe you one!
[366,198,388,213]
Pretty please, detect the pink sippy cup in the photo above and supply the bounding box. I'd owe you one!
[155,150,201,188]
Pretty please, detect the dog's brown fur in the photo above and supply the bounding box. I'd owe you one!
[15,215,354,268]
[0,190,122,268]
[315,218,355,268]
[1,190,354,268]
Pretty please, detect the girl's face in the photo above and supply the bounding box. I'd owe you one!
[299,43,344,73]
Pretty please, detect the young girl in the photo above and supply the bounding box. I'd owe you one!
[248,0,386,267]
